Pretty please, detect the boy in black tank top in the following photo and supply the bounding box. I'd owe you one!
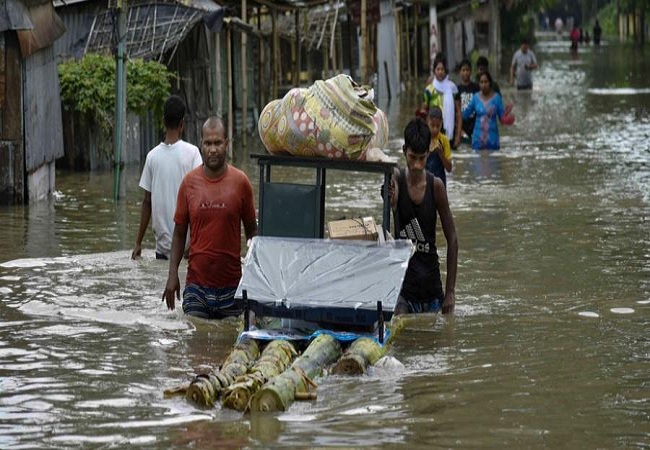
[389,118,458,315]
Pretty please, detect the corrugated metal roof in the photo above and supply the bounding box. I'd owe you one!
[0,0,35,31]
[54,0,222,61]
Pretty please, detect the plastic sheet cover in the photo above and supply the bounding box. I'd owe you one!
[235,236,413,312]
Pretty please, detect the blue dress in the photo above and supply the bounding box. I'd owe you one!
[462,93,505,150]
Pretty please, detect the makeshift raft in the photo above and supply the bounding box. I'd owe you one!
[166,236,413,413]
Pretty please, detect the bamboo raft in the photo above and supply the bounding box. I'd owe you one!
[165,319,403,413]
[164,236,413,414]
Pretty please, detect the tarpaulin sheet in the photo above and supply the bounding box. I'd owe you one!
[235,236,412,317]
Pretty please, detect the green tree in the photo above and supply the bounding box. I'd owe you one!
[58,54,175,157]
[501,0,561,45]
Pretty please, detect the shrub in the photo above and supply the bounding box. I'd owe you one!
[58,53,174,157]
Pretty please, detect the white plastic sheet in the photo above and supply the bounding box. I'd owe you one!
[235,236,412,316]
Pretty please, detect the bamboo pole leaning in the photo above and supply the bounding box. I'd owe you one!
[222,340,297,411]
[248,333,342,412]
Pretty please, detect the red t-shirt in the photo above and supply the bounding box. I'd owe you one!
[174,165,256,288]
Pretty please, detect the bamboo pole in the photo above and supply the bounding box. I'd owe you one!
[241,0,248,146]
[183,338,260,408]
[293,9,299,86]
[404,6,411,84]
[395,6,401,89]
[214,33,222,116]
[413,0,418,83]
[249,333,342,412]
[360,0,367,83]
[290,35,296,84]
[331,337,384,375]
[329,0,338,74]
[331,317,406,376]
[337,25,343,75]
[345,9,353,78]
[227,26,234,159]
[222,340,297,411]
[371,21,376,76]
[271,7,278,99]
[304,9,310,84]
[257,7,264,109]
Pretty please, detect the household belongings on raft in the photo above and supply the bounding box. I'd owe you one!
[172,236,413,413]
[258,74,388,160]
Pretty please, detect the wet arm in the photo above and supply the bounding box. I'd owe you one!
[162,222,188,311]
[389,167,400,212]
[132,191,151,259]
[435,179,458,314]
[244,220,258,241]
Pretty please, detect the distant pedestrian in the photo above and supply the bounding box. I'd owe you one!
[457,58,479,142]
[570,25,580,51]
[132,95,203,261]
[463,71,513,151]
[509,40,538,90]
[593,20,602,46]
[555,17,564,35]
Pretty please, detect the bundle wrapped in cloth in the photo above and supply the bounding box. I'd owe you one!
[258,74,388,160]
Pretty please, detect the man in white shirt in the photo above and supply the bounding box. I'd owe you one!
[509,40,538,90]
[132,95,203,260]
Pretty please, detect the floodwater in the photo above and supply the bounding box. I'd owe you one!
[1,40,649,449]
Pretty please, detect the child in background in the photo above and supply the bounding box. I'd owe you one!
[457,59,479,144]
[426,106,452,186]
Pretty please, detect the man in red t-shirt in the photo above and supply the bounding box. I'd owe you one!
[162,116,258,319]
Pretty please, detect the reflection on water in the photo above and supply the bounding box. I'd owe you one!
[0,42,649,448]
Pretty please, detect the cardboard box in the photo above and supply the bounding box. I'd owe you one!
[327,217,379,241]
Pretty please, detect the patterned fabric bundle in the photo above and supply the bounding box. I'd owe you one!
[258,74,388,160]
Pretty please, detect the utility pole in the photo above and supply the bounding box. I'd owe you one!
[113,0,127,200]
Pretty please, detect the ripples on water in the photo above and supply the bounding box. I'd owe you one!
[0,42,649,448]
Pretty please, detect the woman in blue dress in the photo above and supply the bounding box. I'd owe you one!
[463,71,513,150]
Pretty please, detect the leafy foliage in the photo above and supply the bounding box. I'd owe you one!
[58,53,174,156]
[595,1,619,36]
[126,58,173,122]
[501,2,539,45]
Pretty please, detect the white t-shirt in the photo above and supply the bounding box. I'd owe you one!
[139,140,202,257]
[511,49,537,88]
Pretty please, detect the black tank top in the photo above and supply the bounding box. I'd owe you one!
[395,168,443,301]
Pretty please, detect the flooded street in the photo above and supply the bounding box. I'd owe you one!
[1,40,649,448]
